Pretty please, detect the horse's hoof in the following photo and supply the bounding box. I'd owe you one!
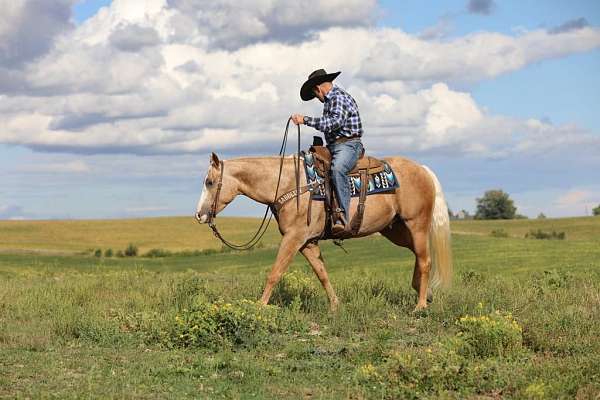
[426,290,434,304]
[329,300,340,313]
[413,303,428,313]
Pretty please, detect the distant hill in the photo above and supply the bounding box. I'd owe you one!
[0,215,598,254]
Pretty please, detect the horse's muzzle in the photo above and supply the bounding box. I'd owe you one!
[195,212,208,224]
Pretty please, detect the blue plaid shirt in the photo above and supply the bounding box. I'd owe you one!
[304,85,363,145]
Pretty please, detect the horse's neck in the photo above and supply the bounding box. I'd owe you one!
[229,157,298,205]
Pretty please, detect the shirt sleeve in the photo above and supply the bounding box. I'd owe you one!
[304,95,349,133]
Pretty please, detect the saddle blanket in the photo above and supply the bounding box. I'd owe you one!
[303,151,399,200]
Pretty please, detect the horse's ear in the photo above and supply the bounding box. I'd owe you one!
[210,152,220,168]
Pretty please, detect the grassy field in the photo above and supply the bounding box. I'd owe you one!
[0,216,599,399]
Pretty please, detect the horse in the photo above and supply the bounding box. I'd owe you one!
[195,151,452,311]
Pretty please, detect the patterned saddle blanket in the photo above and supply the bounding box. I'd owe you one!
[303,151,399,200]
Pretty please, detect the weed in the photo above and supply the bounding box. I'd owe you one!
[144,248,173,258]
[454,310,523,358]
[525,229,565,240]
[271,270,320,311]
[124,243,138,257]
[167,299,279,349]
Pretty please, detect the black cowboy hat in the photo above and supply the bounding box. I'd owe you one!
[300,69,341,101]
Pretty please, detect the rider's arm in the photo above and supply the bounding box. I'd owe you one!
[304,96,349,133]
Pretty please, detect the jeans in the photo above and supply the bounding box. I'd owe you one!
[327,139,364,222]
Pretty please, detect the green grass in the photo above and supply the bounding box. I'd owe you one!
[0,216,599,398]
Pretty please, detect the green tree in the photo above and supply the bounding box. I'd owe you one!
[475,189,517,220]
[593,204,600,216]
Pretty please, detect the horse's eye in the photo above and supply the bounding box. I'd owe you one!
[206,179,213,186]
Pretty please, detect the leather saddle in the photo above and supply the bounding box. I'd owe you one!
[310,145,386,176]
[307,137,387,239]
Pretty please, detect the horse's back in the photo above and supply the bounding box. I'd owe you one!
[382,156,436,221]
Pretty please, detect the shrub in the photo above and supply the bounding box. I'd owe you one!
[270,270,319,311]
[525,229,565,240]
[116,250,124,258]
[94,249,102,257]
[124,243,138,257]
[104,248,113,257]
[490,229,508,238]
[532,270,571,295]
[454,310,523,358]
[171,275,209,310]
[167,299,279,349]
[144,248,172,258]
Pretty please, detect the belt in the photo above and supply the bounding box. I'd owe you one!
[334,135,361,144]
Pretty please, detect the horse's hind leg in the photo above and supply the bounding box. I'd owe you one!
[300,242,339,311]
[381,220,432,310]
[409,228,432,311]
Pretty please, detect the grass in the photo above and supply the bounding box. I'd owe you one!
[0,216,599,398]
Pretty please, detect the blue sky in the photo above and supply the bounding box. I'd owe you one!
[1,0,599,220]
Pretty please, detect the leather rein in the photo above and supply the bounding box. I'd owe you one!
[204,118,302,250]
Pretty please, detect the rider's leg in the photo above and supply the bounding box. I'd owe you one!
[329,139,363,224]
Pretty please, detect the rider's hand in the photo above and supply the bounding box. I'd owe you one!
[291,114,304,125]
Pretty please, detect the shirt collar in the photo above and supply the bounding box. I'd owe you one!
[324,85,339,102]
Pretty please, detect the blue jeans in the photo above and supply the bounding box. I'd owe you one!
[327,139,364,222]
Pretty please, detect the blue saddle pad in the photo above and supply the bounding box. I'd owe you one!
[303,151,399,200]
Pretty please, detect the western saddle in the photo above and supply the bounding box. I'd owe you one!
[308,137,385,239]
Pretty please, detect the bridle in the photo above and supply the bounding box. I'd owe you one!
[201,118,301,250]
[205,160,224,227]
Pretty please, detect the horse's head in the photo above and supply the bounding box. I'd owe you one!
[195,152,239,224]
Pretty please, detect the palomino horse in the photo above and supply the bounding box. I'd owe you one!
[195,152,452,311]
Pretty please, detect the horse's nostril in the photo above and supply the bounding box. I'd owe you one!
[195,212,202,221]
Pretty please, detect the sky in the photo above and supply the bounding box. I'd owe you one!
[1,0,599,220]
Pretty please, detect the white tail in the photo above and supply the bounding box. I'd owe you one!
[422,165,453,289]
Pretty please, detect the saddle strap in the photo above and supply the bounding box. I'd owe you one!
[273,181,319,214]
[349,168,369,235]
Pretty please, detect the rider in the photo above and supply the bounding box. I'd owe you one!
[291,69,364,231]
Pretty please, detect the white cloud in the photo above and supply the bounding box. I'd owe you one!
[0,0,599,161]
[0,204,32,220]
[356,26,600,83]
[0,0,75,68]
[15,160,91,174]
[556,190,596,207]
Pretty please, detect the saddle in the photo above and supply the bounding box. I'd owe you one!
[310,146,386,176]
[271,137,399,241]
[308,137,388,239]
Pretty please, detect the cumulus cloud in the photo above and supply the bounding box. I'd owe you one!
[355,26,600,83]
[0,0,599,161]
[167,0,378,49]
[467,0,495,15]
[549,17,589,34]
[0,0,75,68]
[109,23,161,51]
[15,160,91,174]
[554,189,600,216]
[0,205,28,220]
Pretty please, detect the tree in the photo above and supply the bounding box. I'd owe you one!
[475,189,516,220]
[593,204,600,216]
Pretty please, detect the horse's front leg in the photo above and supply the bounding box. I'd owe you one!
[259,233,306,305]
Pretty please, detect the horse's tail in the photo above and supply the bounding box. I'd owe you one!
[422,165,453,289]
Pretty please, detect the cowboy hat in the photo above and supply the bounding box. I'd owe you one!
[300,69,341,101]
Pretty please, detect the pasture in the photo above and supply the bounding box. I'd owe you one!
[1,216,599,399]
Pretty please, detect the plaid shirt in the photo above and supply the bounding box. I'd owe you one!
[304,85,363,145]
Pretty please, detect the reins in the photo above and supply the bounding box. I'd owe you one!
[205,118,301,250]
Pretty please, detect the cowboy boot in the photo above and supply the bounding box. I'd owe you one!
[331,209,348,234]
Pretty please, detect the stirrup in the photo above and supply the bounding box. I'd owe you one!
[332,239,348,253]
